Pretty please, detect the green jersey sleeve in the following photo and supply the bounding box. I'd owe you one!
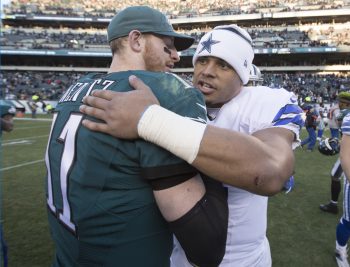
[133,72,207,181]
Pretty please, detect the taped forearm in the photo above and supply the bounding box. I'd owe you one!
[137,105,206,163]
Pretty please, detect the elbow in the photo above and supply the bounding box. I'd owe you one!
[263,154,295,196]
[255,177,283,196]
[264,181,285,196]
[255,167,293,196]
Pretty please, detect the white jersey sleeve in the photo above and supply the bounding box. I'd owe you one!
[213,86,304,149]
[341,113,350,135]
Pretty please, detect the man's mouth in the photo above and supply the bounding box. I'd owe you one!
[197,80,215,94]
[165,64,174,71]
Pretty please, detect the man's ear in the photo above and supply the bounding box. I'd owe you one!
[128,30,143,52]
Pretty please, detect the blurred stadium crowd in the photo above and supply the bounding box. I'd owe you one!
[2,71,349,106]
[4,0,349,18]
[1,0,350,108]
[2,24,349,51]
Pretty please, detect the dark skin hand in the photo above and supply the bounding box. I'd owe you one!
[80,75,159,139]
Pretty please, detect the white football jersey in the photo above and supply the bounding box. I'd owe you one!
[328,104,340,129]
[342,113,350,136]
[171,86,303,267]
[342,113,350,222]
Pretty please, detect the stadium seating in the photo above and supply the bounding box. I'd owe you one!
[1,0,349,103]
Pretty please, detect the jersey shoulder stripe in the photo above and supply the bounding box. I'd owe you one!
[272,104,304,129]
[342,113,350,135]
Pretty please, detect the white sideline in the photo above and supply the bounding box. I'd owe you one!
[14,118,53,122]
[1,159,44,171]
[3,135,49,143]
[15,126,51,130]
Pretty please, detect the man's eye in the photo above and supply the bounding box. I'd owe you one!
[219,62,231,69]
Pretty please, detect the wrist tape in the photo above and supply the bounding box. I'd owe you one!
[137,105,206,163]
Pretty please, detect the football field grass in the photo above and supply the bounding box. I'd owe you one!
[1,116,342,266]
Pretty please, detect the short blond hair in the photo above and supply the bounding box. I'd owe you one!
[109,37,127,56]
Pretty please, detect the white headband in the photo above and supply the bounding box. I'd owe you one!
[193,24,254,85]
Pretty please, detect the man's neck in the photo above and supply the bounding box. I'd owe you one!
[108,55,146,73]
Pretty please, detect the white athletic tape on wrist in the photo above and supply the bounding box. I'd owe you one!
[138,105,206,163]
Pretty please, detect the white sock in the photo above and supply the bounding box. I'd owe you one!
[336,241,347,251]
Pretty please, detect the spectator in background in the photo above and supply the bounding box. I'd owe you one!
[317,103,326,141]
[45,103,54,114]
[29,95,39,118]
[328,102,341,139]
[301,99,318,151]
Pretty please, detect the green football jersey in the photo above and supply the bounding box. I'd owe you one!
[45,70,207,267]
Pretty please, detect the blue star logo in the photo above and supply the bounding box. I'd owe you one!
[198,33,220,54]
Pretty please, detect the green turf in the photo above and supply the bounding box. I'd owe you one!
[268,145,340,267]
[1,118,342,266]
[1,117,54,266]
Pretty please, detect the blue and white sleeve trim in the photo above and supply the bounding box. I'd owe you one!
[341,113,350,136]
[272,104,304,149]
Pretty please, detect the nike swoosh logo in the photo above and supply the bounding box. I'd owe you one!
[196,103,207,111]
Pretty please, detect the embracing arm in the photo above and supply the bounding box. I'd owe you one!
[195,125,295,195]
[341,134,350,182]
[80,75,295,196]
[153,174,205,221]
[153,174,228,266]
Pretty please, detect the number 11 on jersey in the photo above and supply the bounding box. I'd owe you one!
[45,113,83,234]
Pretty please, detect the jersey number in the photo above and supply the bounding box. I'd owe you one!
[45,113,83,234]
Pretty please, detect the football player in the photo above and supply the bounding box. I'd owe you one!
[247,64,263,87]
[334,91,350,267]
[45,6,228,267]
[320,92,350,215]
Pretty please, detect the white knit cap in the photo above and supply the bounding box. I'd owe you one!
[193,24,254,85]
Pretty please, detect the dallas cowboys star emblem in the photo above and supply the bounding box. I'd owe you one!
[198,33,220,54]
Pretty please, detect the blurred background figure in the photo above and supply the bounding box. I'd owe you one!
[320,158,343,214]
[317,103,326,142]
[301,98,319,152]
[0,102,15,267]
[0,103,16,133]
[328,101,341,139]
[45,103,54,114]
[247,64,263,87]
[29,94,39,118]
